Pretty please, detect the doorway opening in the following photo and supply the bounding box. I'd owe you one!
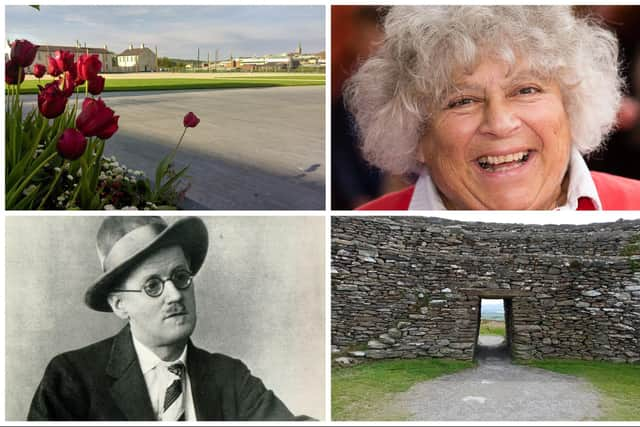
[474,298,512,361]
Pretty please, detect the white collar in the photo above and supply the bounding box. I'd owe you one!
[558,148,602,210]
[408,147,601,210]
[131,333,188,375]
[408,167,447,210]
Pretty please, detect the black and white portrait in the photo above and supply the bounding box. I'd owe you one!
[5,215,325,421]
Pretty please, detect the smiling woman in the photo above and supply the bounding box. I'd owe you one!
[345,6,640,210]
[418,60,573,210]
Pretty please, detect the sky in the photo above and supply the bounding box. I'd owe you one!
[482,299,504,309]
[428,210,640,225]
[5,5,325,59]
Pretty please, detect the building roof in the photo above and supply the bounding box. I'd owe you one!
[37,45,112,55]
[119,47,155,56]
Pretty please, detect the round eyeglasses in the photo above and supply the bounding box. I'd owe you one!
[112,268,193,298]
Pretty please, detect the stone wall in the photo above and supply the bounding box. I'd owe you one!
[332,217,640,362]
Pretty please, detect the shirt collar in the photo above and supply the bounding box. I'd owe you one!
[408,167,447,210]
[409,146,601,210]
[131,333,188,375]
[556,147,602,210]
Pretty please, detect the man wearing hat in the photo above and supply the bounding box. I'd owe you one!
[27,216,307,421]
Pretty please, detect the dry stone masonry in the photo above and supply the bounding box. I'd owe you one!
[332,217,640,362]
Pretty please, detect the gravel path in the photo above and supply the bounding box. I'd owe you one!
[394,336,602,421]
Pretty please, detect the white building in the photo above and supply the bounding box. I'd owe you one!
[116,43,157,72]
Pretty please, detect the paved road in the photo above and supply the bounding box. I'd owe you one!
[394,336,602,421]
[23,86,325,210]
[24,71,325,81]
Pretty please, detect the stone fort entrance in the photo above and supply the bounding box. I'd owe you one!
[471,291,518,360]
[475,298,512,360]
[332,217,640,362]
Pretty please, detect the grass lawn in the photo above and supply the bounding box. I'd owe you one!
[12,75,325,94]
[479,319,505,336]
[332,358,473,421]
[523,359,640,420]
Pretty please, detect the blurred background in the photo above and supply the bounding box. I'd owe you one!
[331,5,640,210]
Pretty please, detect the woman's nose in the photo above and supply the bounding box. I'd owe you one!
[479,98,521,138]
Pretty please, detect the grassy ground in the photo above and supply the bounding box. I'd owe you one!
[479,319,505,336]
[332,358,473,421]
[12,74,325,94]
[523,359,640,420]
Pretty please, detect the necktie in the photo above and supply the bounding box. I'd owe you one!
[162,362,185,421]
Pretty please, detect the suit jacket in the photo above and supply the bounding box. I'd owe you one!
[27,326,306,421]
[356,171,640,210]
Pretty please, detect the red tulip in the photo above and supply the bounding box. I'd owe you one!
[74,64,86,86]
[183,112,200,128]
[47,57,62,77]
[53,50,74,73]
[37,81,68,119]
[10,39,39,67]
[5,59,25,85]
[61,71,76,97]
[88,75,105,95]
[68,63,78,81]
[77,53,102,82]
[76,97,119,139]
[33,63,46,78]
[57,129,87,160]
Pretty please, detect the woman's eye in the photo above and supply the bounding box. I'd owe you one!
[447,97,475,109]
[517,86,540,95]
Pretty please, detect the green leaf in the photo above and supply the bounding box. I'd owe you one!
[157,164,189,194]
[89,192,102,210]
[91,139,106,190]
[154,153,174,192]
[13,186,41,209]
[6,151,57,209]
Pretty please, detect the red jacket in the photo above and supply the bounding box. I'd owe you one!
[356,171,640,210]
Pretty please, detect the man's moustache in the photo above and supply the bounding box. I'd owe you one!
[164,304,188,317]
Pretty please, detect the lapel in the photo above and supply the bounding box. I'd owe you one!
[105,326,156,421]
[187,341,223,421]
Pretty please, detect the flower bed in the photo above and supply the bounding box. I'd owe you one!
[5,39,198,210]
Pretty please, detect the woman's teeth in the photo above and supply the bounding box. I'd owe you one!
[477,151,530,170]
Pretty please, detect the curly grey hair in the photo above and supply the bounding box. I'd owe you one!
[344,6,623,175]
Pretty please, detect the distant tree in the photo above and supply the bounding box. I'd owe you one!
[157,56,178,68]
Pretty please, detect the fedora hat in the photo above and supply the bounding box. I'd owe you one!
[85,216,209,312]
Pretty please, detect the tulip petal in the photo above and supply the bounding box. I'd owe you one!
[57,128,87,160]
[76,97,119,138]
[97,115,120,140]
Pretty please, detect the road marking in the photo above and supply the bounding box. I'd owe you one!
[462,396,487,404]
